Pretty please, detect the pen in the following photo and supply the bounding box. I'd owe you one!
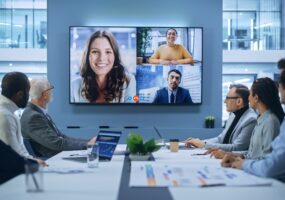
[190,153,206,156]
[201,183,225,187]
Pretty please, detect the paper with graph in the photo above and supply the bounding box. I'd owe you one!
[129,162,271,187]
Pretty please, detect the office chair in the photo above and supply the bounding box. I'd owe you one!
[23,138,48,160]
[23,138,39,156]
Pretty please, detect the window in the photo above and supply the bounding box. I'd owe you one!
[0,0,47,84]
[222,0,284,123]
[223,0,281,50]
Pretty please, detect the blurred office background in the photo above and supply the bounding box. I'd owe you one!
[0,0,284,124]
[0,0,47,82]
[222,0,285,122]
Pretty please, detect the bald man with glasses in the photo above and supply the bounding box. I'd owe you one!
[186,84,257,152]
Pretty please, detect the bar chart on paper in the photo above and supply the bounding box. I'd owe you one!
[129,162,272,187]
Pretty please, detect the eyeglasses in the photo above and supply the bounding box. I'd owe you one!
[42,85,54,94]
[225,96,240,100]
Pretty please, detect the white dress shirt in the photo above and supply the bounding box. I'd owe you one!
[0,95,32,159]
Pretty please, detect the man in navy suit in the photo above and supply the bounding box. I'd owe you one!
[153,69,193,104]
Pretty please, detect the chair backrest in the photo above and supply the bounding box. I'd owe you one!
[23,138,37,157]
[23,138,48,160]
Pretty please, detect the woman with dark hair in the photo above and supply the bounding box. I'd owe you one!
[210,77,284,159]
[244,77,284,159]
[149,28,193,65]
[71,30,136,103]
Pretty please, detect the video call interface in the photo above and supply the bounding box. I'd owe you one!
[70,26,202,105]
[95,131,121,160]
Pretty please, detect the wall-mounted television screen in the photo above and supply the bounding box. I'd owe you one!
[70,26,202,105]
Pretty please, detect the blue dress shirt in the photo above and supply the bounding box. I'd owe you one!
[242,118,285,182]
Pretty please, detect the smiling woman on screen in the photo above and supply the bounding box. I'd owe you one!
[71,30,136,103]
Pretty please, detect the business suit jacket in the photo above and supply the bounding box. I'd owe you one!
[204,107,257,151]
[20,103,88,158]
[153,87,193,104]
[0,140,37,184]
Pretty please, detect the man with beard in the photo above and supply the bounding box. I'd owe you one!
[0,72,34,158]
[153,69,193,104]
[0,72,46,170]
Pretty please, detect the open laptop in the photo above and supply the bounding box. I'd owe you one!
[96,130,122,161]
[64,130,122,162]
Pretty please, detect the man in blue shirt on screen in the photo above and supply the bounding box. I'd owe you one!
[221,68,285,183]
[152,69,193,104]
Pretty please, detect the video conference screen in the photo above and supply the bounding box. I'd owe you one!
[70,26,202,105]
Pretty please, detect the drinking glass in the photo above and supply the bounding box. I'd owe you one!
[87,144,99,168]
[25,164,44,192]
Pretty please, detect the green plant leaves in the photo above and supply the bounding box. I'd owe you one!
[127,133,161,155]
[137,28,152,57]
[144,139,161,153]
[205,115,215,121]
[127,133,143,154]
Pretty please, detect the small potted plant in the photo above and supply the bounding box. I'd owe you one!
[205,115,215,128]
[136,27,152,64]
[127,132,161,161]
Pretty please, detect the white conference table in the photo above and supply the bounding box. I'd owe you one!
[153,149,285,200]
[0,148,125,200]
[0,145,285,200]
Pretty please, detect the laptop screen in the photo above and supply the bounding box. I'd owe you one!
[96,130,122,161]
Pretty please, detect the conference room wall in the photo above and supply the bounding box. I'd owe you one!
[47,0,222,139]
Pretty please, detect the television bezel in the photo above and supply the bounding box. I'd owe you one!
[69,26,203,106]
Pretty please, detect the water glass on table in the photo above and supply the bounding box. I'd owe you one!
[25,164,44,192]
[87,143,99,168]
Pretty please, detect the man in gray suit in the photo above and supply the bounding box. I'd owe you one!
[21,77,96,158]
[185,84,257,152]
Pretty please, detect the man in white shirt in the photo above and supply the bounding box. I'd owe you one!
[0,72,46,165]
